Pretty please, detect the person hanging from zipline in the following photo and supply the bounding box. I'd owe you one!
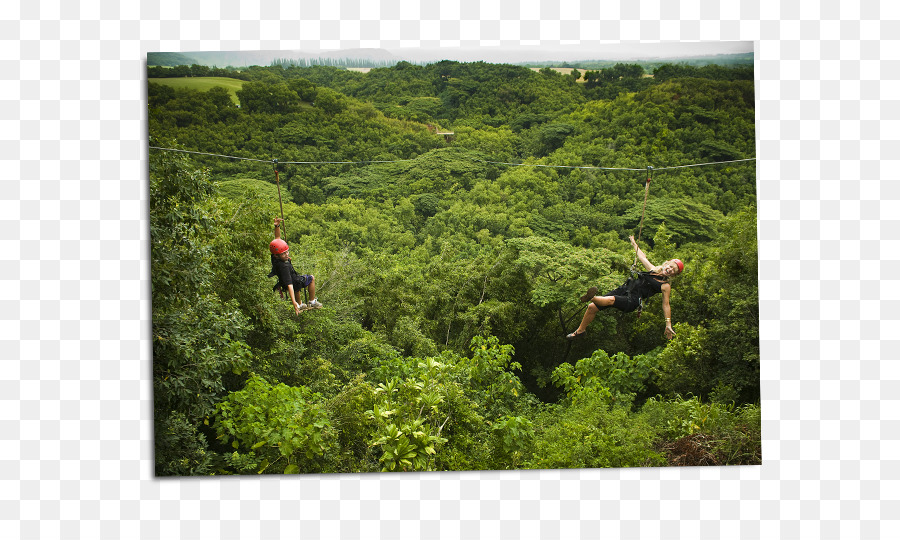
[268,217,322,314]
[566,235,682,340]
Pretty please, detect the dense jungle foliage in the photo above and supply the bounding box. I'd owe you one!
[149,60,761,475]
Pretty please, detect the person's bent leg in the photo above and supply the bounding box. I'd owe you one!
[306,276,323,309]
[568,295,615,338]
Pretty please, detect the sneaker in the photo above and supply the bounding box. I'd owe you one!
[308,299,323,309]
[297,302,308,310]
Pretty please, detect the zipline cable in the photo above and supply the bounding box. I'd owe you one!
[150,145,750,333]
[281,158,418,165]
[148,146,418,166]
[148,146,272,163]
[475,159,646,171]
[652,157,756,171]
[148,145,755,172]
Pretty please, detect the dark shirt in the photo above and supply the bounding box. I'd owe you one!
[626,272,666,299]
[269,254,303,289]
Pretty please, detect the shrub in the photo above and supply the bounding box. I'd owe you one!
[529,391,665,469]
[214,375,337,474]
[640,395,761,465]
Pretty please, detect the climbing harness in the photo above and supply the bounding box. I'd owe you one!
[631,165,652,274]
[148,145,744,329]
[630,166,653,317]
[269,159,310,306]
[558,165,657,334]
[273,159,285,234]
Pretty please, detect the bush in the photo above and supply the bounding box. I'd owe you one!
[155,411,214,476]
[640,395,761,465]
[214,375,337,474]
[529,392,665,469]
[552,348,654,406]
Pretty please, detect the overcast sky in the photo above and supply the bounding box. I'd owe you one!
[160,41,754,68]
[387,41,754,63]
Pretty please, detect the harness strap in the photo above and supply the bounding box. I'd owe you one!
[630,166,653,277]
[274,159,285,234]
[636,166,652,242]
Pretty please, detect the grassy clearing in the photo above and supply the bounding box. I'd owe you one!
[148,77,246,105]
[528,67,654,82]
[529,67,585,82]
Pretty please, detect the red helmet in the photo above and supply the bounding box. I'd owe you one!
[672,259,684,273]
[269,239,289,255]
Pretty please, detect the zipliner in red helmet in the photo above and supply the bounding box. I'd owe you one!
[269,239,289,255]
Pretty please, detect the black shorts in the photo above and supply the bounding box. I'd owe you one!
[603,285,641,313]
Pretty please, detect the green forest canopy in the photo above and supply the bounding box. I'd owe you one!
[149,60,760,476]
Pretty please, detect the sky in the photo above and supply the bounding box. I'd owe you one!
[156,41,754,69]
[388,41,754,63]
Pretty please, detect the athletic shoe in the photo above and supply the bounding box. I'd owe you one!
[308,299,323,309]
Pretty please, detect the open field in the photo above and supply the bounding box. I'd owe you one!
[529,67,585,81]
[148,77,245,104]
[528,67,654,81]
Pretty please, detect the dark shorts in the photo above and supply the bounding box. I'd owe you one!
[274,274,313,291]
[603,285,641,313]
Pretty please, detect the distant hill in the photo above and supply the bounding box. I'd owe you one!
[147,52,199,67]
[147,48,754,71]
[149,49,399,69]
[521,53,754,70]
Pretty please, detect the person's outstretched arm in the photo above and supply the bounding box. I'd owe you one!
[661,283,675,339]
[629,235,656,271]
[274,217,283,240]
[287,283,301,314]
